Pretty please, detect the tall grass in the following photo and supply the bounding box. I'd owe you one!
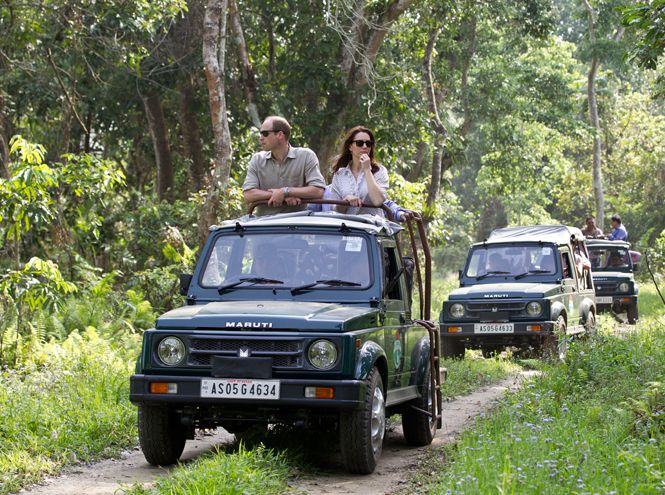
[0,328,140,494]
[119,445,293,495]
[418,317,665,494]
[638,281,665,319]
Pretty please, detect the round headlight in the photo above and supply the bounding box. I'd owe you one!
[158,337,186,366]
[526,301,543,317]
[309,340,338,369]
[450,303,465,318]
[619,282,630,292]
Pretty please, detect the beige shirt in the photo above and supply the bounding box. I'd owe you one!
[242,146,326,216]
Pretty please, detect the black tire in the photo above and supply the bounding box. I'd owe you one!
[481,347,500,359]
[584,312,596,337]
[138,404,187,466]
[542,316,567,361]
[441,338,465,360]
[340,367,385,474]
[402,366,437,446]
[627,304,639,324]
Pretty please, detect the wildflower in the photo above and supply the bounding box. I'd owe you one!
[515,438,522,442]
[537,464,545,468]
[52,431,58,439]
[531,436,538,441]
[649,438,657,443]
[562,407,569,412]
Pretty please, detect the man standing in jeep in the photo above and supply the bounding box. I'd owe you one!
[242,116,326,216]
[581,216,603,239]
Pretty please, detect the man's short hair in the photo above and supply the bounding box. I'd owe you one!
[611,214,622,224]
[586,216,595,222]
[264,116,291,141]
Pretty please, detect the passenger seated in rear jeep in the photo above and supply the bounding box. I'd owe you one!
[252,243,288,281]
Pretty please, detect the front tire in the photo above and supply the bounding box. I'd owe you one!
[627,304,639,324]
[402,366,437,446]
[441,338,465,360]
[543,316,567,360]
[138,404,187,466]
[340,367,385,474]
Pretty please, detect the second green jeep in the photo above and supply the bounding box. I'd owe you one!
[440,226,597,359]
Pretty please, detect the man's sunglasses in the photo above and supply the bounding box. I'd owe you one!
[260,130,281,137]
[352,139,374,147]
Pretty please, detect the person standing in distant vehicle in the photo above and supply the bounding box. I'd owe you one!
[330,126,389,217]
[243,116,326,216]
[606,214,628,241]
[581,216,603,239]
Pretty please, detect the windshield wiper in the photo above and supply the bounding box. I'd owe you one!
[291,279,361,294]
[218,277,284,293]
[514,269,550,280]
[476,271,511,281]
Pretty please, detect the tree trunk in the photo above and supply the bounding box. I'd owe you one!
[422,26,447,210]
[0,95,10,179]
[582,1,624,232]
[142,92,175,203]
[229,0,261,129]
[178,77,205,193]
[201,0,234,251]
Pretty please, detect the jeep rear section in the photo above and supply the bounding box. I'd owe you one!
[439,225,596,359]
[130,209,442,474]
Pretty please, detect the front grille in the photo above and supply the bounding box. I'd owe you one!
[185,337,303,369]
[466,301,527,317]
[594,282,618,293]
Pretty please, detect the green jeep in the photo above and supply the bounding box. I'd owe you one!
[586,239,639,324]
[439,226,596,359]
[130,208,442,474]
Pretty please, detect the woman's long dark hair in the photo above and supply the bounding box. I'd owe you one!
[332,126,380,176]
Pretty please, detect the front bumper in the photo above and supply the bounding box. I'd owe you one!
[130,374,366,410]
[596,294,638,312]
[440,321,555,341]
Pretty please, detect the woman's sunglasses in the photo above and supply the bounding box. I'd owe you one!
[352,139,373,147]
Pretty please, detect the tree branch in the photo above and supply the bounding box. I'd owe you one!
[46,47,88,135]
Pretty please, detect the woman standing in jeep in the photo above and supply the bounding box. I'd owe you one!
[331,126,389,217]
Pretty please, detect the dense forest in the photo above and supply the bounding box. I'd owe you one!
[1,0,665,331]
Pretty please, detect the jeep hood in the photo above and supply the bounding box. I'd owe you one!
[156,301,380,332]
[448,283,560,300]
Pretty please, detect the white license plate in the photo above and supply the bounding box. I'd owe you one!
[201,379,280,400]
[474,323,514,333]
[596,297,612,304]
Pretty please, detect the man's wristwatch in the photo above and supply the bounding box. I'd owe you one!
[283,187,290,197]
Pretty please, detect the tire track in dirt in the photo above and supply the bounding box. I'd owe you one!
[22,372,535,495]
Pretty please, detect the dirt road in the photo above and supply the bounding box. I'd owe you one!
[23,372,532,495]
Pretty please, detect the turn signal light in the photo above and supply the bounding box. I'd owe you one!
[305,387,334,399]
[150,382,178,394]
[623,298,630,302]
[448,327,462,333]
[526,325,541,332]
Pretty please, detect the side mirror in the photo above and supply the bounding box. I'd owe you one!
[458,269,462,280]
[180,273,193,296]
[633,264,639,272]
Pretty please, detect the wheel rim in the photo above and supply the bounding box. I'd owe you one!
[370,386,386,454]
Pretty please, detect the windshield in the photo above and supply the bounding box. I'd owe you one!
[200,232,371,289]
[587,245,632,272]
[465,244,558,279]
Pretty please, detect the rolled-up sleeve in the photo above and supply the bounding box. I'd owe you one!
[374,166,389,200]
[303,150,327,189]
[242,155,261,191]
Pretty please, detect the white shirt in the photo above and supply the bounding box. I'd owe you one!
[331,164,389,216]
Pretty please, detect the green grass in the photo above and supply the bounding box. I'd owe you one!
[119,445,293,495]
[0,328,140,494]
[441,351,522,399]
[415,317,665,494]
[638,281,665,319]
